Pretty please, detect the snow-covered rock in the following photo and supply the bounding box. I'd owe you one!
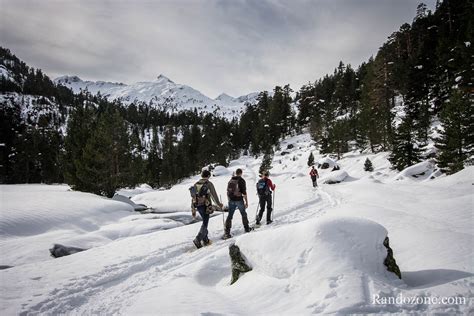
[322,170,348,184]
[317,156,338,169]
[394,160,441,181]
[112,194,148,211]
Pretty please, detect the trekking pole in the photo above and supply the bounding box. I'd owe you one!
[272,190,275,221]
[220,195,225,230]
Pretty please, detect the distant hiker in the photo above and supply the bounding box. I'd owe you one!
[256,171,276,225]
[309,166,319,187]
[223,168,250,239]
[190,169,223,248]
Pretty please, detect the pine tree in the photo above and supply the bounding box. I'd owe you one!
[435,90,473,174]
[307,152,315,166]
[75,109,133,197]
[389,117,423,171]
[364,158,374,172]
[259,150,273,175]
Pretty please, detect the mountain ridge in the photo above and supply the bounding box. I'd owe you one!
[54,74,259,118]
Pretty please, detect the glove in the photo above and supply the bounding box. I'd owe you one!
[192,209,196,218]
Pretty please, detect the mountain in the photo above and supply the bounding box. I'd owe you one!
[54,74,259,118]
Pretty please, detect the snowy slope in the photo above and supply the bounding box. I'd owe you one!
[0,133,472,315]
[54,75,259,118]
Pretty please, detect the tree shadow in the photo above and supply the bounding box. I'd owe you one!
[402,269,473,289]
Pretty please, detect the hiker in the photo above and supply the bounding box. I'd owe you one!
[190,169,223,248]
[256,171,276,225]
[309,166,319,187]
[224,168,250,238]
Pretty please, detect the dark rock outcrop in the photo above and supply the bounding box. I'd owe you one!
[229,244,252,284]
[383,237,402,279]
[0,265,13,270]
[49,244,86,258]
[286,144,294,149]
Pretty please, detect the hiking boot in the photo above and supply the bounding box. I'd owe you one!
[255,220,261,226]
[203,239,212,246]
[193,238,202,249]
[244,226,253,233]
[222,233,232,240]
[266,220,273,225]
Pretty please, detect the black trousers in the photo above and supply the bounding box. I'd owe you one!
[258,194,272,222]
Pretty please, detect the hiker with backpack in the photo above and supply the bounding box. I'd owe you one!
[309,165,319,187]
[190,169,223,248]
[256,171,276,226]
[223,168,251,239]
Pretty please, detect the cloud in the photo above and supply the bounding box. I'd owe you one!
[0,0,435,97]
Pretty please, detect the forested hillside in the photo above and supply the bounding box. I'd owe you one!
[1,0,472,196]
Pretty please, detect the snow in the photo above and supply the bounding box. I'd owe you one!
[322,170,349,184]
[394,160,441,181]
[1,133,472,315]
[54,75,258,119]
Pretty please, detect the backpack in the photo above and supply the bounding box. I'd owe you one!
[256,178,270,196]
[190,181,210,207]
[227,178,242,199]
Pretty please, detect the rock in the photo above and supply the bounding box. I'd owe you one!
[0,265,13,270]
[49,244,86,258]
[286,144,294,149]
[383,237,402,279]
[112,194,148,212]
[229,244,252,284]
[331,165,340,171]
[281,151,290,156]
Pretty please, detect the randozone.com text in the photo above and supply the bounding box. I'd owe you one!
[372,293,467,305]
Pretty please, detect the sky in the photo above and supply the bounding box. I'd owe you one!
[0,0,436,98]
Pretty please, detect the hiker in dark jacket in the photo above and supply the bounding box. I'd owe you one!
[223,168,250,238]
[309,166,319,187]
[256,171,276,225]
[191,169,223,248]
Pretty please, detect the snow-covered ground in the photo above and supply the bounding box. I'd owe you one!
[0,133,472,315]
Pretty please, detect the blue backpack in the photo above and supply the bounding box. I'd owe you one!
[256,179,270,196]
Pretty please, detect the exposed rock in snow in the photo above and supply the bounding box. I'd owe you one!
[317,156,338,170]
[49,244,86,258]
[383,237,401,279]
[229,244,252,285]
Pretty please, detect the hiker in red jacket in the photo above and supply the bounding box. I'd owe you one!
[309,166,319,187]
[256,171,276,225]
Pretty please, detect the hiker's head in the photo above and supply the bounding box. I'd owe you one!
[235,168,243,176]
[263,171,270,178]
[201,170,211,179]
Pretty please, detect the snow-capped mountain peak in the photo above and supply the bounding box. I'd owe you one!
[215,93,235,102]
[155,74,174,84]
[54,74,258,118]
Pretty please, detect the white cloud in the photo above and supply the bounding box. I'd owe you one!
[0,0,435,98]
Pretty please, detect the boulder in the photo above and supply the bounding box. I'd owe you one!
[229,244,252,284]
[323,170,348,184]
[286,144,294,149]
[317,156,338,170]
[383,237,402,279]
[112,194,148,212]
[49,244,86,258]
